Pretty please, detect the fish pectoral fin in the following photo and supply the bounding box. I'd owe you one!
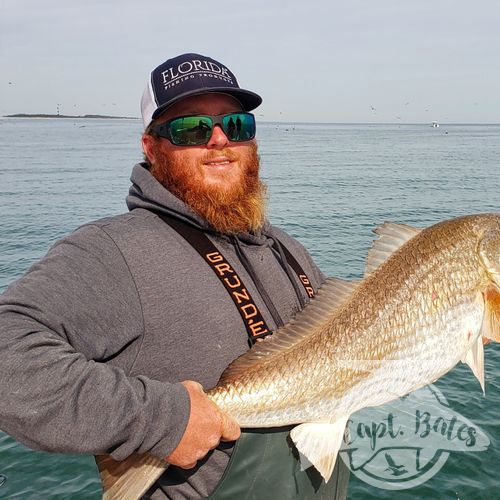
[290,416,349,482]
[479,229,500,342]
[461,335,485,394]
[481,284,500,342]
[365,222,422,276]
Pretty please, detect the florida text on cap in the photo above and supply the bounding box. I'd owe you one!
[141,53,263,129]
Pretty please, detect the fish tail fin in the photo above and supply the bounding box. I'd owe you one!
[290,416,349,482]
[95,453,168,500]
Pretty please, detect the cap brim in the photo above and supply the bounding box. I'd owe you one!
[151,87,262,123]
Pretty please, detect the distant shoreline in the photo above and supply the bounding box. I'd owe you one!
[3,113,139,120]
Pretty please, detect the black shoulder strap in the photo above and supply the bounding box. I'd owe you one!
[155,212,316,344]
[157,213,272,345]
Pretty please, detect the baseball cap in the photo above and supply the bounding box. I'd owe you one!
[141,53,262,129]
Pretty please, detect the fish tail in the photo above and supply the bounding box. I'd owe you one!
[95,453,168,500]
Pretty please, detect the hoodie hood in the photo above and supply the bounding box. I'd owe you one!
[126,163,273,246]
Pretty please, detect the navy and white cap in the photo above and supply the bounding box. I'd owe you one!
[141,53,262,129]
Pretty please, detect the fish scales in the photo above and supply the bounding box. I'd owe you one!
[207,216,495,426]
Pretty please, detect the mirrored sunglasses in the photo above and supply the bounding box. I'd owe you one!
[150,112,256,146]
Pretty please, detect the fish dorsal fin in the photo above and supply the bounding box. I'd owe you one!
[365,222,422,276]
[218,277,359,384]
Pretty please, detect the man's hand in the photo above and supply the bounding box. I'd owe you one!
[166,381,240,469]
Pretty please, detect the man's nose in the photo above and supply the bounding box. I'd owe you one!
[206,125,229,149]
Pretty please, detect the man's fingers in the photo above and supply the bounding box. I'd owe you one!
[219,412,241,442]
[177,461,198,470]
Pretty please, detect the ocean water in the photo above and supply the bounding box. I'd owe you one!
[0,118,499,499]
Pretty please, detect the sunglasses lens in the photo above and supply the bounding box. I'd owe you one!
[222,113,256,142]
[169,116,213,145]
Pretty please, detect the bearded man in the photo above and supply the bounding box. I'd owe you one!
[0,54,349,499]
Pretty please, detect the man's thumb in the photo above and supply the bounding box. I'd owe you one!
[219,412,240,442]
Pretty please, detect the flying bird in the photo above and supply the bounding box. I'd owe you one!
[384,453,408,476]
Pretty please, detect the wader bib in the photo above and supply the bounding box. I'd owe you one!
[208,428,349,499]
[156,213,350,499]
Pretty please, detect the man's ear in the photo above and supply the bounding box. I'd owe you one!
[142,133,156,164]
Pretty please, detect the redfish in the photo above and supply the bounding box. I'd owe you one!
[97,214,500,499]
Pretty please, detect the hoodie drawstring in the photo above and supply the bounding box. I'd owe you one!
[270,237,307,309]
[230,234,309,328]
[230,235,286,328]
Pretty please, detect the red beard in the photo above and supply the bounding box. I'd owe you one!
[149,141,267,234]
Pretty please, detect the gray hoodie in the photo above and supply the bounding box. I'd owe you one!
[0,163,324,498]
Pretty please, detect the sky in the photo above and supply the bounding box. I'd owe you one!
[1,0,499,123]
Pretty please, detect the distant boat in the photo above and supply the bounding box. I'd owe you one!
[431,121,440,128]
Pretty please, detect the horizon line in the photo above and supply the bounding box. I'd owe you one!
[2,114,499,126]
